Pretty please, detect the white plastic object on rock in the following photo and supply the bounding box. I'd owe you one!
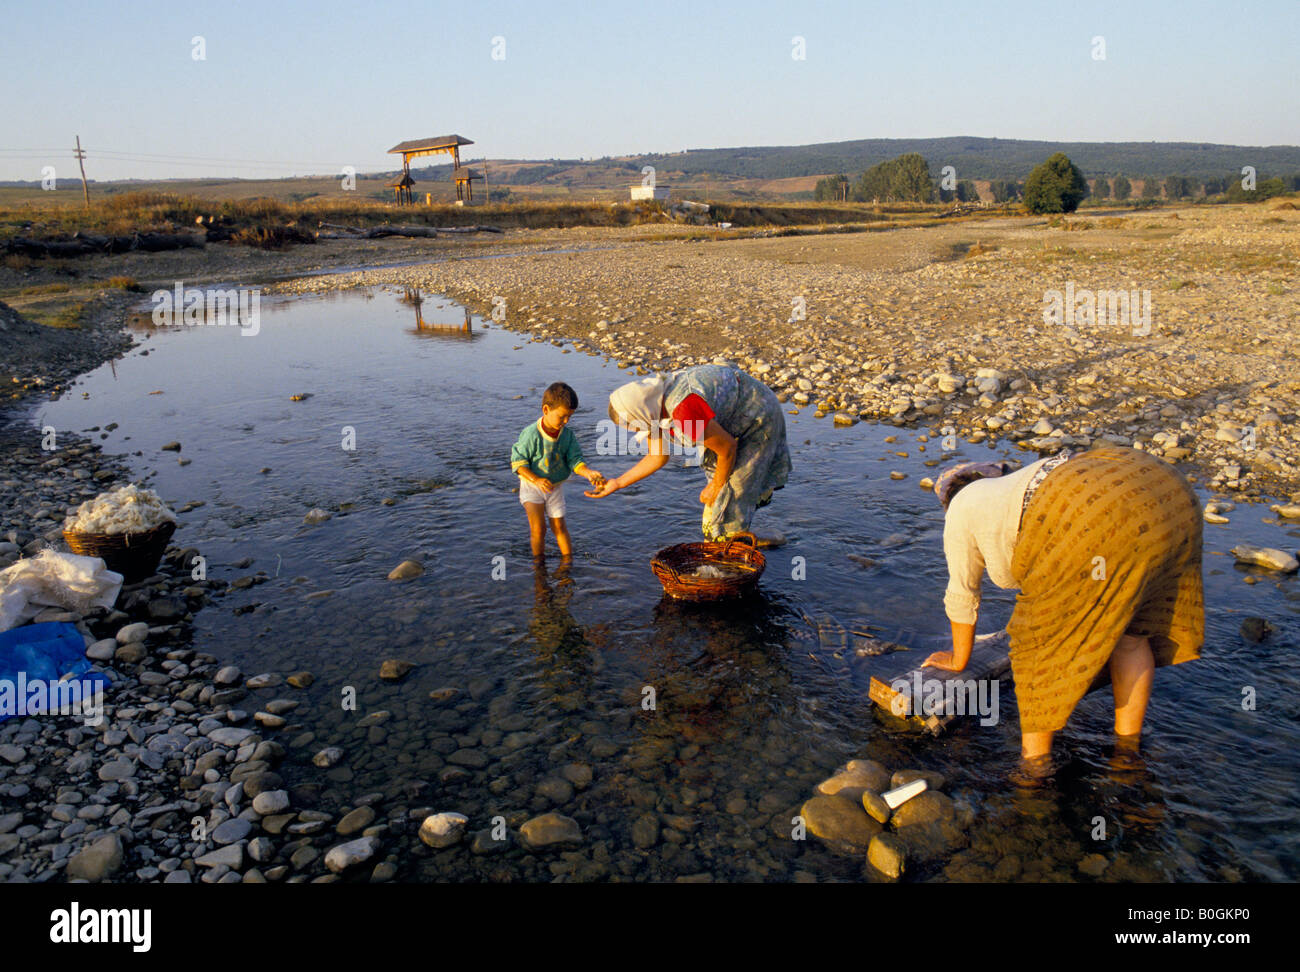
[882,778,928,809]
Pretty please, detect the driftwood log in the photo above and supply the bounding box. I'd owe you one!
[315,222,504,240]
[4,231,207,258]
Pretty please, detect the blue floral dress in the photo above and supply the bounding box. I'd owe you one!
[663,365,792,539]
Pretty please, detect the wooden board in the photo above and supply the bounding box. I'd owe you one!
[868,630,1010,735]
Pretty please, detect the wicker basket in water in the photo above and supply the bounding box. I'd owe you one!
[651,532,767,602]
[63,520,176,582]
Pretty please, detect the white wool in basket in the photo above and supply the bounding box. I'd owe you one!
[64,484,177,535]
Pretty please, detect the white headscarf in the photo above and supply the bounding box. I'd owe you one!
[609,376,672,442]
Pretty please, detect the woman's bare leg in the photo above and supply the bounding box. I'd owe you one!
[1110,633,1154,739]
[1021,730,1054,761]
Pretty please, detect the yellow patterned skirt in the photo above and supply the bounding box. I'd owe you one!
[1007,446,1204,733]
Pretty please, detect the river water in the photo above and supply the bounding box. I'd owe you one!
[35,287,1299,882]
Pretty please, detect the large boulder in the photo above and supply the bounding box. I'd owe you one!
[799,795,882,856]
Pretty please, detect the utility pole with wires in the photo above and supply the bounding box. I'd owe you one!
[74,135,90,208]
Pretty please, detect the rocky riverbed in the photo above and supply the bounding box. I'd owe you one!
[274,203,1300,500]
[3,203,1297,884]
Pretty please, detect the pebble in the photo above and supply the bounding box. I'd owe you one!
[387,560,424,580]
[252,790,291,815]
[303,508,332,524]
[1240,617,1274,643]
[97,758,136,782]
[519,813,583,850]
[324,836,382,873]
[891,768,947,791]
[337,807,377,835]
[537,778,574,803]
[85,639,117,661]
[418,812,469,848]
[64,834,123,882]
[313,747,344,768]
[861,790,892,824]
[379,660,415,681]
[209,727,257,747]
[286,671,315,688]
[115,622,149,645]
[248,837,275,863]
[212,818,253,844]
[631,814,660,849]
[195,844,244,869]
[867,833,907,880]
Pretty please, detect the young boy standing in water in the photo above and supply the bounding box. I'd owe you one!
[511,382,604,558]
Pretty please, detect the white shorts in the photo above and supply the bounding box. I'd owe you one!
[519,477,566,519]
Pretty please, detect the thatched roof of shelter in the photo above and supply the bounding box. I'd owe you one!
[388,135,474,155]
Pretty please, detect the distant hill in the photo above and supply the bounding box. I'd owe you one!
[5,136,1297,203]
[636,137,1300,181]
[433,137,1300,189]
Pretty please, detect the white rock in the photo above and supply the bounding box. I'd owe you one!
[252,790,290,815]
[208,727,257,747]
[325,836,381,873]
[1231,544,1298,573]
[85,639,117,661]
[303,508,332,525]
[1270,504,1300,519]
[115,622,149,645]
[419,812,469,849]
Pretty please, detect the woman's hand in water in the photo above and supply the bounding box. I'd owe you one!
[922,650,967,672]
[585,476,619,498]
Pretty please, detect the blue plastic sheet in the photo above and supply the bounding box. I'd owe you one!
[0,622,110,723]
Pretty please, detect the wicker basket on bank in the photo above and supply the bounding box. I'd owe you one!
[63,521,176,583]
[651,532,767,602]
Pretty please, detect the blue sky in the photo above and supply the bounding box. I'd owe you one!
[1,0,1297,181]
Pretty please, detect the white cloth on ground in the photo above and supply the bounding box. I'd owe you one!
[0,549,123,632]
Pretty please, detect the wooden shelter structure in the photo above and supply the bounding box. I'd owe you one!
[386,134,475,206]
[386,172,415,205]
[451,167,484,203]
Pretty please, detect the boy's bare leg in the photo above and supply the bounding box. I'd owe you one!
[524,503,548,557]
[1110,633,1154,740]
[550,517,572,558]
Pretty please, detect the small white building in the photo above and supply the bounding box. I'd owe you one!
[629,185,671,202]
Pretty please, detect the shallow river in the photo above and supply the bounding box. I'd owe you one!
[36,288,1299,882]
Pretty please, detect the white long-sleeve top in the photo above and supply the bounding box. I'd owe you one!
[942,457,1052,624]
